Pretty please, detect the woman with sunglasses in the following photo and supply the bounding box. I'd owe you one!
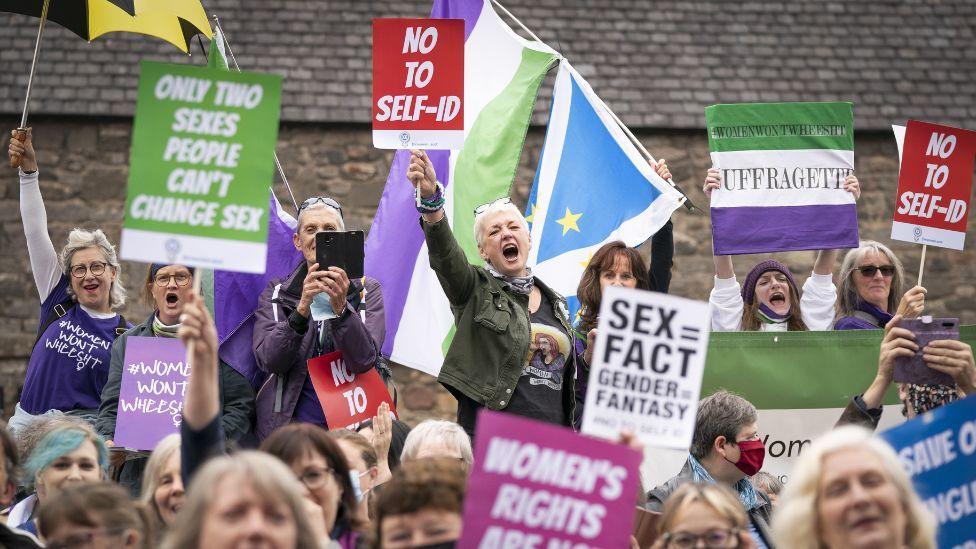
[95,263,255,493]
[834,241,925,330]
[253,195,379,440]
[7,129,131,436]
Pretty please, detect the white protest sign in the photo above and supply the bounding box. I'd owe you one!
[581,286,710,449]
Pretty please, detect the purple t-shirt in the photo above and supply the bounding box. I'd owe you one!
[20,276,127,414]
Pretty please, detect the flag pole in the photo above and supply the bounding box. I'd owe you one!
[917,244,927,287]
[491,0,696,213]
[10,0,51,168]
[211,14,301,215]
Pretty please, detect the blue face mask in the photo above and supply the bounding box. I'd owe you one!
[349,470,370,503]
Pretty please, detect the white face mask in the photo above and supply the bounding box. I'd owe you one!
[349,470,370,503]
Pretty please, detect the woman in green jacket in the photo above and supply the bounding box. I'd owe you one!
[407,150,580,437]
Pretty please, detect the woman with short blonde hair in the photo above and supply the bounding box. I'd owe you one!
[773,426,936,549]
[653,483,753,549]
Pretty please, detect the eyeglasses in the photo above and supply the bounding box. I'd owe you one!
[70,261,109,279]
[663,528,741,548]
[46,527,129,549]
[855,265,895,278]
[299,196,343,217]
[154,273,192,287]
[473,197,512,215]
[298,465,337,490]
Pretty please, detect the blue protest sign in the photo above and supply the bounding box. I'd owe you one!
[880,395,976,548]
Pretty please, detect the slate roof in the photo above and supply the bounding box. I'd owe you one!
[1,0,974,131]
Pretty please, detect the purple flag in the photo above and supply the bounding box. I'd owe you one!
[215,191,302,388]
[114,337,188,451]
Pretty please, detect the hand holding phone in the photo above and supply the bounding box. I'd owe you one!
[894,316,959,386]
[315,230,365,280]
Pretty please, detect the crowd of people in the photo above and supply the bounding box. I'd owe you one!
[2,124,974,549]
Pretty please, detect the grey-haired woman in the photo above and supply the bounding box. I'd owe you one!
[8,129,130,434]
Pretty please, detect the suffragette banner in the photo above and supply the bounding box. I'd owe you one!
[114,337,188,451]
[705,102,858,255]
[122,61,282,273]
[643,327,976,488]
[880,396,976,548]
[459,410,642,548]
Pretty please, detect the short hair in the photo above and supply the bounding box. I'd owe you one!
[259,423,361,530]
[0,421,19,490]
[473,200,528,247]
[690,391,758,460]
[38,482,155,549]
[773,426,936,549]
[838,240,906,318]
[751,471,783,496]
[297,202,345,232]
[355,418,412,471]
[331,429,378,469]
[15,415,88,466]
[142,264,194,308]
[58,228,127,309]
[140,434,181,527]
[576,241,650,334]
[24,424,109,489]
[160,451,320,549]
[401,420,473,466]
[656,483,749,539]
[373,458,467,544]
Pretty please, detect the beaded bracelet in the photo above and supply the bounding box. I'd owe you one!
[416,181,445,213]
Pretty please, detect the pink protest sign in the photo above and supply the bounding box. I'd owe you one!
[114,336,188,451]
[459,410,643,548]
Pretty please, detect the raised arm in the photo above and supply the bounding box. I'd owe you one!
[10,129,61,302]
[703,168,735,279]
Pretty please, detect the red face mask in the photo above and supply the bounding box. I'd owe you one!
[725,439,765,476]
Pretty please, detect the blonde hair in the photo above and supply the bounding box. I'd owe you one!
[654,484,749,548]
[473,200,528,247]
[838,240,906,317]
[160,451,320,549]
[773,426,936,549]
[58,228,127,309]
[140,434,181,527]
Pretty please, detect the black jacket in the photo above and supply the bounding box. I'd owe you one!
[646,459,776,548]
[96,313,255,442]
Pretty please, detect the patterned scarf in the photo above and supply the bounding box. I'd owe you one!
[152,315,180,338]
[904,383,959,417]
[687,454,760,510]
[485,264,534,295]
[756,303,790,325]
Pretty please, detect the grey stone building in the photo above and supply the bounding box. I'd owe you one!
[1,0,974,422]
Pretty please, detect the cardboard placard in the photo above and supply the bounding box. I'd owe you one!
[307,351,396,429]
[581,287,710,450]
[372,18,464,149]
[121,61,282,273]
[114,337,188,451]
[891,120,976,250]
[459,410,642,548]
[880,396,976,548]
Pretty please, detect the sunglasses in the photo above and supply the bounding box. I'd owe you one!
[473,197,512,215]
[856,265,895,278]
[299,196,343,217]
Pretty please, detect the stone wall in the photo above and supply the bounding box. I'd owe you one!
[2,116,973,423]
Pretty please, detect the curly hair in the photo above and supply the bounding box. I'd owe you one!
[58,228,127,309]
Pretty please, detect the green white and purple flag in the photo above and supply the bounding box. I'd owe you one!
[365,0,559,375]
[705,102,859,255]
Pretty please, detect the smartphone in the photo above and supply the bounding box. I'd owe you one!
[893,317,959,386]
[315,231,365,279]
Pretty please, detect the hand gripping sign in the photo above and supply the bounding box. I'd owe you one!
[372,18,464,150]
[307,351,397,430]
[891,120,976,250]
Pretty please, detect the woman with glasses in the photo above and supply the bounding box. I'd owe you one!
[653,483,754,549]
[702,168,861,332]
[253,195,379,440]
[94,263,254,494]
[834,241,925,330]
[261,423,364,547]
[7,129,131,436]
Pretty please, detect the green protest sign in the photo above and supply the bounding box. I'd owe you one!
[121,61,282,273]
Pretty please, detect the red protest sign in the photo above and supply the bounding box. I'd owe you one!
[372,18,464,150]
[307,351,397,430]
[891,120,976,250]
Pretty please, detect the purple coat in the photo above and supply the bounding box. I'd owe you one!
[252,262,378,439]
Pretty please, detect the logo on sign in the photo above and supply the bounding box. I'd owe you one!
[913,226,922,241]
[399,131,411,146]
[164,238,181,262]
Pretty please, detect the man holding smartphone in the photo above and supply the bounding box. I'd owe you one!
[251,196,383,439]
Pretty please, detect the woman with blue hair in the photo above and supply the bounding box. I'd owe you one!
[14,422,108,536]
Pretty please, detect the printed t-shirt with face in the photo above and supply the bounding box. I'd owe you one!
[20,276,125,414]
